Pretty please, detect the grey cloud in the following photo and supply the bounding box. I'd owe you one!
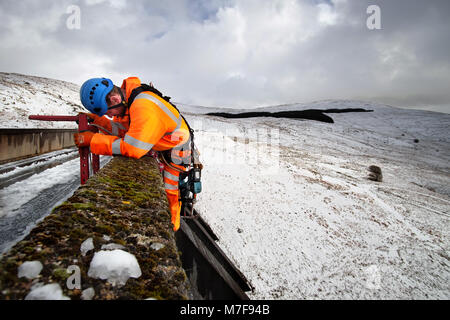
[0,0,449,113]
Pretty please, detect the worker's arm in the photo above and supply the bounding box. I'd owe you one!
[83,113,127,137]
[90,100,167,158]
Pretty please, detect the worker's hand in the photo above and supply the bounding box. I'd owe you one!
[78,112,99,122]
[74,131,95,147]
[76,112,98,125]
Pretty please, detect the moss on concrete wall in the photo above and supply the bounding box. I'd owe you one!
[0,156,190,300]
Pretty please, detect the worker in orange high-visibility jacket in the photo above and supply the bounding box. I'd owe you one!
[75,76,194,231]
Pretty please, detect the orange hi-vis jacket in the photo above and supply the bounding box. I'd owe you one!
[90,77,190,157]
[89,77,190,231]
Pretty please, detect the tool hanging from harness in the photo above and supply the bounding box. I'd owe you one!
[127,83,203,216]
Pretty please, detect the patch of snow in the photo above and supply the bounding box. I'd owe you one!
[0,72,84,129]
[87,249,142,287]
[0,158,80,218]
[25,283,70,300]
[0,150,78,180]
[150,243,165,251]
[18,260,43,279]
[80,237,94,256]
[128,233,151,246]
[101,243,125,250]
[0,155,111,219]
[81,287,95,300]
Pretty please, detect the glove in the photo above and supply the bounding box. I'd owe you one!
[74,131,95,147]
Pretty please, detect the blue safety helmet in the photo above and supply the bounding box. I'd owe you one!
[80,78,114,116]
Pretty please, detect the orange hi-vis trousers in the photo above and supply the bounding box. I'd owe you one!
[163,162,186,231]
[161,142,192,231]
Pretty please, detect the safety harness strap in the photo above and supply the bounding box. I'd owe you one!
[110,121,126,136]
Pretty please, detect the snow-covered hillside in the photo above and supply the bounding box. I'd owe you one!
[0,72,83,129]
[1,73,449,299]
[183,102,450,300]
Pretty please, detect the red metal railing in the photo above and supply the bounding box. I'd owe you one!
[28,114,100,184]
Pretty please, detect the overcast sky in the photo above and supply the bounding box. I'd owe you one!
[0,0,449,112]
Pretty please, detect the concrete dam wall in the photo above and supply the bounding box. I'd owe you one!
[0,129,76,163]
